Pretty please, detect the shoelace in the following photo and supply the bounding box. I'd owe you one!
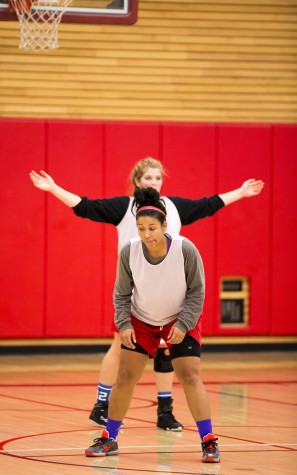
[93,437,108,445]
[202,438,218,453]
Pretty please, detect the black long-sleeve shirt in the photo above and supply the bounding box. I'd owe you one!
[73,194,224,226]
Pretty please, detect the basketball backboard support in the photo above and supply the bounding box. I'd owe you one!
[0,0,138,25]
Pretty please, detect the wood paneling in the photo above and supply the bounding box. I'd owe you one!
[0,0,296,122]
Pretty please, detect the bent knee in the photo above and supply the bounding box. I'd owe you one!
[116,367,139,386]
[174,364,201,386]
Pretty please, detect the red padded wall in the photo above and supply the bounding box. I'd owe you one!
[271,125,297,334]
[161,123,218,335]
[216,125,271,335]
[0,119,45,337]
[46,121,104,337]
[102,121,160,335]
[1,118,296,339]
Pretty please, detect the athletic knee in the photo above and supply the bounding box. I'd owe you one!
[116,366,139,386]
[174,364,200,386]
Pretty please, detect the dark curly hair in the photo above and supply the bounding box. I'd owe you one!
[132,187,167,224]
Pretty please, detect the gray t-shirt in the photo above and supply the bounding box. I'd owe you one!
[113,234,205,334]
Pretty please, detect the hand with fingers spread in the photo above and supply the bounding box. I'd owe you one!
[29,170,55,192]
[219,178,265,206]
[29,170,81,208]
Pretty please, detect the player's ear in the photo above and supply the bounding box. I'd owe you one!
[162,220,167,232]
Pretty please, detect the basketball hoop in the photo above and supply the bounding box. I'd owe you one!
[9,0,71,51]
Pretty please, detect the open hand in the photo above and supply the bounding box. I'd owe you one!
[29,170,55,191]
[241,179,264,197]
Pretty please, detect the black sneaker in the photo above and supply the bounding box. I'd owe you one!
[201,433,220,463]
[85,429,119,457]
[157,398,183,431]
[89,402,108,427]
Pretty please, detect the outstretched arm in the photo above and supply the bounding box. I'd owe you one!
[29,170,81,208]
[219,179,264,206]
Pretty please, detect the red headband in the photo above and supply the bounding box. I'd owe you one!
[136,206,166,217]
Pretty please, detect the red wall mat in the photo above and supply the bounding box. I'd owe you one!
[271,125,297,334]
[46,120,105,337]
[1,119,296,339]
[0,119,45,337]
[216,124,271,335]
[102,121,160,335]
[162,123,218,334]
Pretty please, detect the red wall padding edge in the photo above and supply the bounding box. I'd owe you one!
[0,119,45,337]
[270,125,297,334]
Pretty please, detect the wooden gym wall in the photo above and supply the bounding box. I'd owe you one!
[0,0,296,122]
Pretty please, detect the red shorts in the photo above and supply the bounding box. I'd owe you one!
[111,320,168,349]
[129,314,202,358]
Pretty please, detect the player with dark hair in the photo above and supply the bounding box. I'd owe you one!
[85,186,220,463]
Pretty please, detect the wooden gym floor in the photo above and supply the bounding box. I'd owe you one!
[0,347,296,475]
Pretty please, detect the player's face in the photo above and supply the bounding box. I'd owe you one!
[137,216,167,250]
[136,167,163,193]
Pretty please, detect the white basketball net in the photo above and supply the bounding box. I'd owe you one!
[10,0,71,51]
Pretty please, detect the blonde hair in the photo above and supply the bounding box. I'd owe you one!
[130,157,166,193]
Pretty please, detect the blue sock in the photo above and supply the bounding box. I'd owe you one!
[106,418,122,440]
[196,419,213,441]
[97,383,112,403]
[157,391,172,399]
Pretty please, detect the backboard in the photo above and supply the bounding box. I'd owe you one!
[0,0,138,24]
